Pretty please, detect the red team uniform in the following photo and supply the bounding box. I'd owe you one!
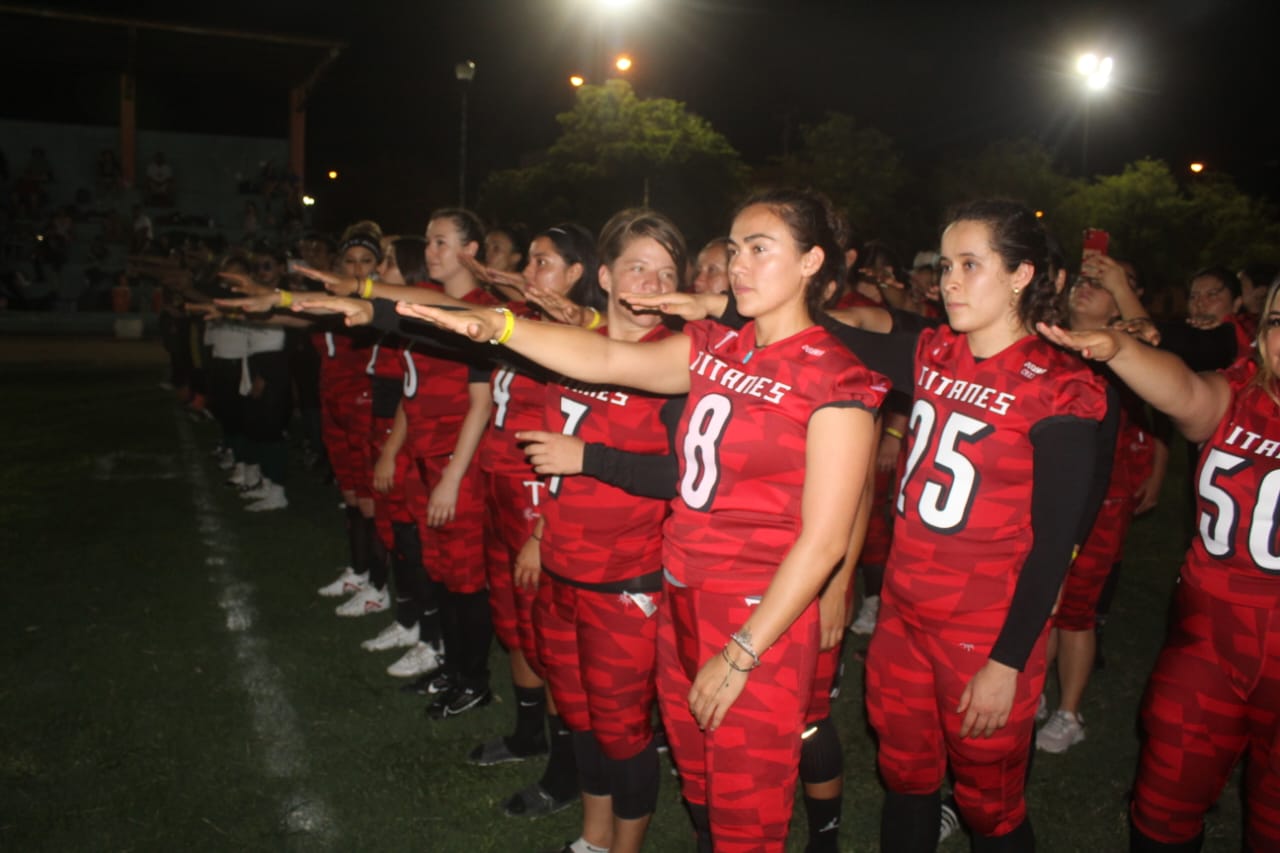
[866,327,1107,837]
[365,334,415,549]
[657,319,886,853]
[400,288,496,594]
[1131,358,1280,850]
[536,326,673,764]
[480,307,556,672]
[316,326,377,498]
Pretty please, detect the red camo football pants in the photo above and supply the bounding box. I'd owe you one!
[658,583,818,853]
[369,415,418,550]
[321,386,373,499]
[484,470,543,671]
[1054,490,1136,631]
[411,451,486,594]
[533,575,660,759]
[805,641,841,724]
[865,600,1047,838]
[1131,581,1280,848]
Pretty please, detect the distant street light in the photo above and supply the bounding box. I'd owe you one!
[569,74,585,87]
[1075,52,1114,175]
[455,60,476,207]
[614,54,633,73]
[301,195,316,207]
[1190,162,1205,174]
[326,169,338,180]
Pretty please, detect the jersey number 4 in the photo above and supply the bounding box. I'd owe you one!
[1198,448,1280,572]
[897,399,993,533]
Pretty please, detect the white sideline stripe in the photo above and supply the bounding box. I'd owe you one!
[175,417,335,846]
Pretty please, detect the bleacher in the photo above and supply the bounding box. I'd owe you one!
[0,118,289,327]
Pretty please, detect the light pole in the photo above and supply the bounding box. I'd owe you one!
[1075,53,1112,175]
[455,60,476,207]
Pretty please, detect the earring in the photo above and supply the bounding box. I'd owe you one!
[1010,287,1021,307]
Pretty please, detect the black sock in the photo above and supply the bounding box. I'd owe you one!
[345,506,364,572]
[803,794,841,853]
[419,575,444,648]
[366,517,388,589]
[881,790,940,853]
[509,685,547,752]
[390,522,422,629]
[454,590,492,689]
[538,714,579,801]
[685,800,713,853]
[1130,821,1202,853]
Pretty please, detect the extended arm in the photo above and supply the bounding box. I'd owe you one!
[394,302,693,396]
[1038,324,1231,443]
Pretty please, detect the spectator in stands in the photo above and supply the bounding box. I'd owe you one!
[145,152,174,206]
[96,149,122,197]
[16,146,53,214]
[243,201,260,237]
[132,205,153,254]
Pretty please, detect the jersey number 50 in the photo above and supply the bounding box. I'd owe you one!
[896,399,993,533]
[1198,448,1280,572]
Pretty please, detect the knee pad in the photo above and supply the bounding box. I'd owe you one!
[799,717,843,785]
[571,730,609,797]
[609,738,660,820]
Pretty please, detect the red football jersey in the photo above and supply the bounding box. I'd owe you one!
[663,320,888,596]
[315,326,375,394]
[885,327,1108,630]
[400,287,497,457]
[479,306,561,476]
[364,334,406,382]
[541,326,674,584]
[1183,357,1280,608]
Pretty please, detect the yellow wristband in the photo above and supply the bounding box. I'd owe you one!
[490,307,516,345]
[585,306,603,330]
[884,427,904,440]
[277,290,293,309]
[360,277,375,299]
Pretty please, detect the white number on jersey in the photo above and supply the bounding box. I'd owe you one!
[679,394,733,512]
[1198,448,1280,572]
[492,368,516,429]
[549,396,591,497]
[897,399,993,533]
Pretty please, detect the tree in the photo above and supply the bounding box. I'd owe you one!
[477,80,746,242]
[931,139,1081,224]
[779,112,910,247]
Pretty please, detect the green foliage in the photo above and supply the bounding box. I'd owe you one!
[931,139,1082,223]
[478,80,746,242]
[779,112,909,245]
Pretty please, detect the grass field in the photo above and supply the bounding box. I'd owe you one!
[0,338,1246,852]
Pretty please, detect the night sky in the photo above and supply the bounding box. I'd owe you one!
[4,0,1278,224]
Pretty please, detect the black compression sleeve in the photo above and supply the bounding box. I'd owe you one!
[1074,378,1121,541]
[989,417,1099,670]
[579,396,685,500]
[725,290,918,394]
